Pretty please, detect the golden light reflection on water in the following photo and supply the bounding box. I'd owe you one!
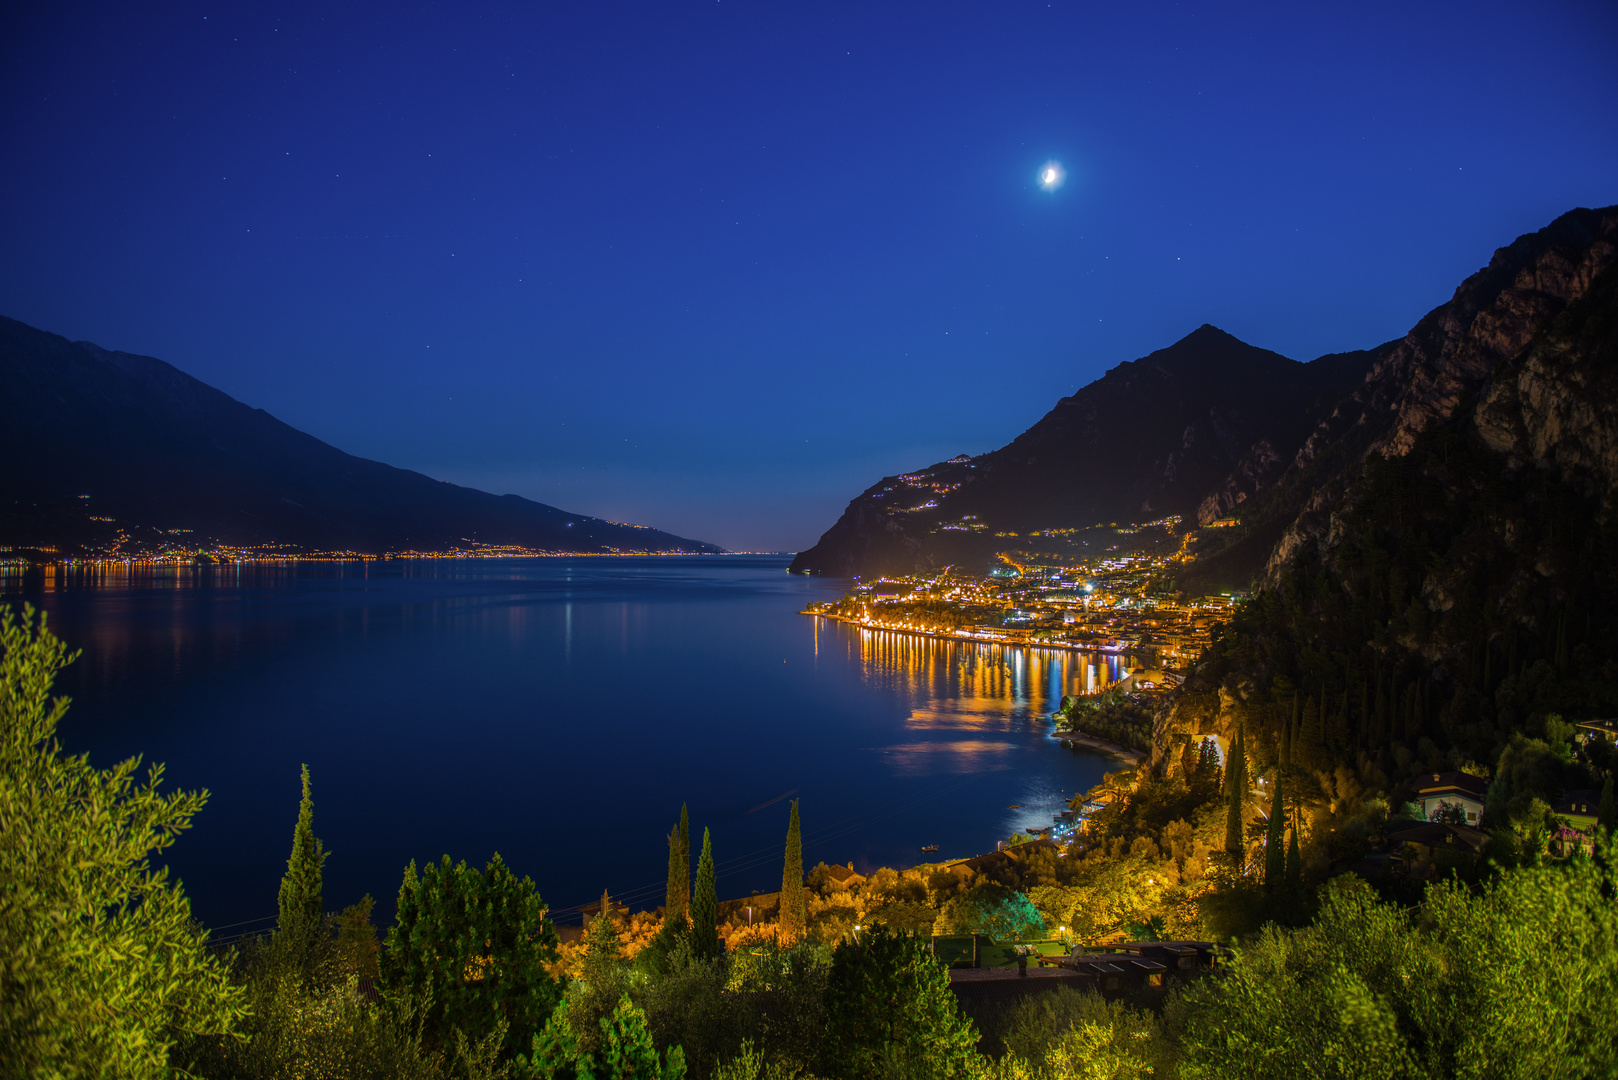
[819,619,1133,777]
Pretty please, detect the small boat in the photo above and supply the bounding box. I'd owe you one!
[1025,826,1044,834]
[920,844,939,853]
[1007,804,1021,809]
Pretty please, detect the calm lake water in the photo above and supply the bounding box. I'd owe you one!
[3,556,1120,934]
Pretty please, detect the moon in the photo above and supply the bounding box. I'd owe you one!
[1039,161,1066,191]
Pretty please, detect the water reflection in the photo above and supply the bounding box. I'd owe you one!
[0,559,1120,929]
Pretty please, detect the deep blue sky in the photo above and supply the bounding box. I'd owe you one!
[3,2,1614,551]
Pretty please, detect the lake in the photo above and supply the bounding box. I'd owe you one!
[3,555,1121,936]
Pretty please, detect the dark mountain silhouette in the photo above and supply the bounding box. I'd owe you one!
[790,325,1375,577]
[0,316,721,555]
[792,205,1618,585]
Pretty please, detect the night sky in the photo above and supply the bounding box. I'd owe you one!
[3,3,1614,552]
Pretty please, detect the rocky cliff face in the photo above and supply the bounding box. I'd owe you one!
[791,326,1369,577]
[1150,205,1618,776]
[1262,206,1618,580]
[1474,259,1618,506]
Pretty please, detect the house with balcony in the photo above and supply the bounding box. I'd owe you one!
[1411,771,1488,826]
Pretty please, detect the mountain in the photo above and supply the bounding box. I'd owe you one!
[789,325,1375,577]
[792,205,1618,587]
[1151,203,1618,797]
[1189,203,1618,591]
[0,316,721,556]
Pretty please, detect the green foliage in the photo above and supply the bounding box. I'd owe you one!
[1223,726,1246,857]
[180,943,441,1080]
[823,926,979,1080]
[567,892,632,1055]
[279,763,329,947]
[0,605,246,1078]
[1262,773,1284,891]
[521,994,686,1080]
[691,828,721,960]
[935,884,1044,941]
[384,852,561,1061]
[1057,690,1153,753]
[665,805,691,933]
[780,800,808,945]
[1171,853,1618,1079]
[1600,775,1615,836]
[635,943,733,1078]
[338,893,382,980]
[995,987,1165,1079]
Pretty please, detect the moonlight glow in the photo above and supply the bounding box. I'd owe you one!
[1039,161,1066,190]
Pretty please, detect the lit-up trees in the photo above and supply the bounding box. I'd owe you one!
[276,763,329,979]
[0,605,244,1078]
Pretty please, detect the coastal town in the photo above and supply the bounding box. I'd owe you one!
[801,515,1242,671]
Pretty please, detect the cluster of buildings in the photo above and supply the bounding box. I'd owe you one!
[805,533,1242,668]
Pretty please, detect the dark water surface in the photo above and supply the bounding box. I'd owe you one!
[4,556,1117,933]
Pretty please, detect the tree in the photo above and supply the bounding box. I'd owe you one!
[584,890,623,983]
[383,852,561,1060]
[665,804,690,932]
[335,894,380,980]
[780,800,808,944]
[0,604,245,1078]
[276,762,329,970]
[1263,772,1285,893]
[520,993,686,1080]
[824,926,979,1080]
[1599,775,1615,837]
[1172,852,1618,1079]
[691,828,721,960]
[1224,725,1247,858]
[935,884,1044,941]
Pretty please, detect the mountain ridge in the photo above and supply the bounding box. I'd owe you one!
[789,324,1374,578]
[792,205,1618,588]
[0,316,721,556]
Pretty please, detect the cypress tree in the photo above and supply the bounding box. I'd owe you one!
[1284,817,1302,897]
[680,804,691,906]
[1263,772,1285,892]
[779,799,808,944]
[1599,775,1615,837]
[663,804,691,931]
[1224,726,1247,858]
[664,828,687,932]
[691,827,720,959]
[1296,697,1320,770]
[277,763,327,947]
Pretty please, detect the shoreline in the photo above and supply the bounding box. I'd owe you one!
[1048,726,1147,766]
[802,611,1133,657]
